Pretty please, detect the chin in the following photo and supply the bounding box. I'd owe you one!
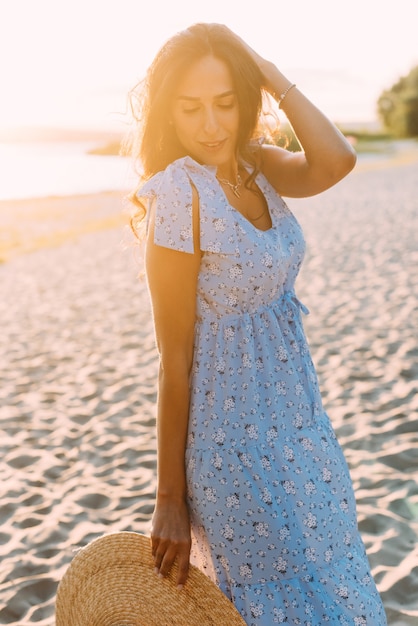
[196,152,234,168]
[187,142,235,168]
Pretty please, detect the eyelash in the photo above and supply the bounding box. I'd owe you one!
[183,103,235,114]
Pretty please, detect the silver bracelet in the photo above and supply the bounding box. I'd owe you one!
[275,83,296,108]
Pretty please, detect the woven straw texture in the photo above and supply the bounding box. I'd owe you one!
[55,532,247,626]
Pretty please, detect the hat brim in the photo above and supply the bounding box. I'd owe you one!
[55,531,246,626]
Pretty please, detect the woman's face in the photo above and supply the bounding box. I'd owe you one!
[171,55,240,172]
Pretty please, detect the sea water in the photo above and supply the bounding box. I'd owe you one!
[0,141,137,200]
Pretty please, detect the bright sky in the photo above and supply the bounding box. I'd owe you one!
[1,0,417,132]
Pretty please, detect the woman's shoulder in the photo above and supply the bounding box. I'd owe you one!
[136,157,217,201]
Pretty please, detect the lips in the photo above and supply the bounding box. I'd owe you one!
[200,139,227,150]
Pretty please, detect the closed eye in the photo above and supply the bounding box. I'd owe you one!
[182,107,200,114]
[183,102,234,113]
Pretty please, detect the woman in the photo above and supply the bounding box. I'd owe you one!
[130,23,386,625]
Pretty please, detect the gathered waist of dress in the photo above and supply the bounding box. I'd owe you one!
[196,289,309,325]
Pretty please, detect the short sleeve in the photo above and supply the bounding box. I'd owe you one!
[136,161,195,254]
[136,157,238,255]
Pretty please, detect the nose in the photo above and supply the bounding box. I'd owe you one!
[203,107,219,135]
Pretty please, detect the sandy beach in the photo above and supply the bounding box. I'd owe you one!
[0,153,417,625]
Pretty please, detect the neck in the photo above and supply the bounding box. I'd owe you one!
[216,159,239,182]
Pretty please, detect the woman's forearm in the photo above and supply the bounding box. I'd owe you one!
[155,362,191,501]
[261,61,356,172]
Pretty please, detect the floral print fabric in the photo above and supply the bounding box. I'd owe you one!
[138,157,386,625]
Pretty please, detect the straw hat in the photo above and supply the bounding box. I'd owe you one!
[55,531,246,626]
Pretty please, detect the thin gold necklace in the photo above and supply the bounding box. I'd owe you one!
[217,172,266,222]
[216,172,242,198]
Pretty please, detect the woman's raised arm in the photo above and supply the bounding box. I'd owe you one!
[230,28,357,197]
[259,67,357,198]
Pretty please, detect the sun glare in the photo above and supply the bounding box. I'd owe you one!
[0,0,417,133]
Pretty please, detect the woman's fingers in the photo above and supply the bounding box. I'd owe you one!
[150,499,191,586]
[175,550,190,588]
[151,536,191,587]
[155,540,177,576]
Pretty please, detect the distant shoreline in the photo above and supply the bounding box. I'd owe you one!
[87,133,418,162]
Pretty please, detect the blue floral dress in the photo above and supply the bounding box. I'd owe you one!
[138,157,386,625]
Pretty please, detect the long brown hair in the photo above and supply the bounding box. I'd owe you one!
[127,24,280,224]
[132,24,273,172]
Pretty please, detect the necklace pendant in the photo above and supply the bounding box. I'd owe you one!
[216,171,242,199]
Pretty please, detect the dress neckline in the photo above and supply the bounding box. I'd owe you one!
[180,156,276,233]
[218,170,274,234]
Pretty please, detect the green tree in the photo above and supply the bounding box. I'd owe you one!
[378,66,418,137]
